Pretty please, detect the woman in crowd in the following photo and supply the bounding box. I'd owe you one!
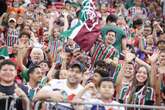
[119,65,155,107]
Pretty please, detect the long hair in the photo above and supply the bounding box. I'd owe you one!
[127,65,151,105]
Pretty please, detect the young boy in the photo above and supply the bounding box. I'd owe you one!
[74,78,125,110]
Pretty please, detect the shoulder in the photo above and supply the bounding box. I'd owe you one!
[121,85,129,92]
[119,85,129,98]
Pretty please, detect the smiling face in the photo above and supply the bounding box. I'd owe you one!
[39,62,49,75]
[23,25,31,33]
[136,66,148,84]
[52,28,60,39]
[29,67,42,82]
[0,64,17,84]
[17,16,24,25]
[124,63,135,79]
[30,48,44,64]
[68,66,82,85]
[20,34,29,44]
[105,31,116,46]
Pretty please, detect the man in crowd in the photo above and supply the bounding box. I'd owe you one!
[35,61,84,109]
[0,60,30,110]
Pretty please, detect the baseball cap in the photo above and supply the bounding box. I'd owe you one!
[8,17,16,23]
[70,61,84,72]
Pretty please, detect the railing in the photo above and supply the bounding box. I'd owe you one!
[33,100,165,110]
[1,96,165,110]
[0,95,29,110]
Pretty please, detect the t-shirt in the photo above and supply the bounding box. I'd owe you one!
[85,98,125,110]
[23,83,40,101]
[42,79,84,97]
[0,83,23,110]
[5,28,20,47]
[91,41,119,65]
[119,85,155,105]
[101,24,126,53]
[42,79,84,108]
[48,36,63,61]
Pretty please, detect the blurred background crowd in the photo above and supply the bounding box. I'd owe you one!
[0,0,165,110]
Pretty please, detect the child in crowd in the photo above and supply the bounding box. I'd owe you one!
[74,78,125,110]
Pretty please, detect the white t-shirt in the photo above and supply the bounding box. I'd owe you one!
[42,79,84,108]
[42,79,84,96]
[85,98,125,110]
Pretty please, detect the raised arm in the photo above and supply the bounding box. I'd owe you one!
[62,10,69,32]
[125,52,151,70]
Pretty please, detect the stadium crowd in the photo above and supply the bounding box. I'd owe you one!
[0,0,165,109]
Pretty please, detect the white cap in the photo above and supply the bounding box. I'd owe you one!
[8,18,16,23]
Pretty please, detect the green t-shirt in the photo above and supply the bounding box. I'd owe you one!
[101,24,126,53]
[20,69,29,83]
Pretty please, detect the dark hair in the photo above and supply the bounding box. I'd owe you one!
[106,14,117,24]
[19,32,30,39]
[94,60,107,69]
[0,60,16,70]
[70,63,83,72]
[94,69,109,78]
[65,1,71,4]
[133,18,143,28]
[0,56,5,60]
[38,60,51,68]
[98,77,114,87]
[106,29,116,35]
[54,70,60,79]
[27,65,40,76]
[126,61,135,67]
[128,65,150,104]
[126,44,135,54]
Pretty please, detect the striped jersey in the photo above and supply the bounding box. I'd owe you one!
[91,41,119,65]
[119,85,155,105]
[5,28,20,47]
[48,36,63,61]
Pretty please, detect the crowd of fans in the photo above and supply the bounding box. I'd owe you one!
[0,0,165,110]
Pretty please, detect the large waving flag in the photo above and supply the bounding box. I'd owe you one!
[61,0,100,52]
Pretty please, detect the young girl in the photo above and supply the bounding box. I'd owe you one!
[119,65,155,108]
